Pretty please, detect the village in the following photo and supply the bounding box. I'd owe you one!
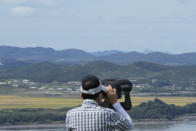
[1,78,196,97]
[0,79,81,96]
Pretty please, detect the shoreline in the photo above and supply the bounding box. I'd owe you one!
[1,115,196,130]
[0,122,183,130]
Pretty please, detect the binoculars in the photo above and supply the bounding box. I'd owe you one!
[101,79,133,111]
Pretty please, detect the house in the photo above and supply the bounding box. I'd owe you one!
[23,79,29,84]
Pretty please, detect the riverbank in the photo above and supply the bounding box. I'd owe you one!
[1,99,196,126]
[1,115,196,130]
[0,121,179,130]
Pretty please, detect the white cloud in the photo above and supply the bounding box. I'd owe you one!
[0,0,27,4]
[34,0,57,6]
[177,0,193,3]
[0,0,57,6]
[11,6,36,16]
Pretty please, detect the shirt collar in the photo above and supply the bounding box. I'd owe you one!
[82,99,98,107]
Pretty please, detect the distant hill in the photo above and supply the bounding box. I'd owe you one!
[91,50,122,56]
[100,52,196,65]
[0,61,196,82]
[0,46,96,64]
[1,46,196,65]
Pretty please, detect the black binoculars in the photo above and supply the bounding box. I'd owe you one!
[101,79,133,111]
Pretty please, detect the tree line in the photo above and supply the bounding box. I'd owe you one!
[1,99,196,125]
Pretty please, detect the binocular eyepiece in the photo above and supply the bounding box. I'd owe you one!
[102,79,133,111]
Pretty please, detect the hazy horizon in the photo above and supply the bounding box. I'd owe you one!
[1,45,194,54]
[0,0,196,53]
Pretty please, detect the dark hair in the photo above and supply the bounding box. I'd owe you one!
[81,75,102,100]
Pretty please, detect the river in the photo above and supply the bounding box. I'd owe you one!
[0,120,196,131]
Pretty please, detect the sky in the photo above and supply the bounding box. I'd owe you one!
[0,0,196,53]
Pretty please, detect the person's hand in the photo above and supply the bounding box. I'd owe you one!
[106,85,117,105]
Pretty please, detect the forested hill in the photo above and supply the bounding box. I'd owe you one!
[1,46,196,65]
[0,61,196,82]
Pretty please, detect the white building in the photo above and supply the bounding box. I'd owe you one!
[23,79,29,84]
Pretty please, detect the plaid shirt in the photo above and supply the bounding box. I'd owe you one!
[66,99,132,131]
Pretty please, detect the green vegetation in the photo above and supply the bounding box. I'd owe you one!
[1,61,196,84]
[1,99,196,125]
[129,99,196,120]
[0,108,70,125]
[1,61,196,96]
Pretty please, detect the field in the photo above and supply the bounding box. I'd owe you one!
[0,95,196,109]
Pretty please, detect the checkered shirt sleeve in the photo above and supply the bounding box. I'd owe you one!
[66,99,132,131]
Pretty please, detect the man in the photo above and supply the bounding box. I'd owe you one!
[66,75,134,131]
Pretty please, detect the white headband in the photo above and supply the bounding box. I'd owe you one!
[80,84,108,95]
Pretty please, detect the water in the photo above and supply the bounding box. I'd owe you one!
[1,121,196,131]
[133,120,196,131]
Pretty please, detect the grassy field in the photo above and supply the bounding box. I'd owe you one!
[0,95,196,109]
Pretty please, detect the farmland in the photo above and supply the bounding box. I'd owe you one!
[1,95,196,109]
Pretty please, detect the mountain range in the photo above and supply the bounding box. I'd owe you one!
[1,46,196,66]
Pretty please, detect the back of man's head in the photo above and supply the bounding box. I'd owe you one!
[81,75,101,100]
